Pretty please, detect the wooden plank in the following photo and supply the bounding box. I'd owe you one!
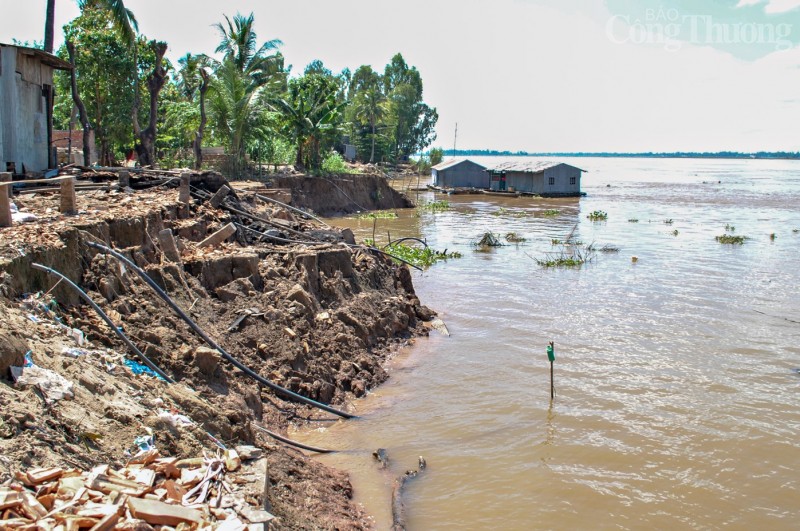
[126,496,204,527]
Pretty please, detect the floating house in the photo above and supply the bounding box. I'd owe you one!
[485,160,585,196]
[431,158,489,189]
[0,43,71,173]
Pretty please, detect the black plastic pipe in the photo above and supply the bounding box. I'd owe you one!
[86,242,356,419]
[31,262,174,383]
[252,423,336,454]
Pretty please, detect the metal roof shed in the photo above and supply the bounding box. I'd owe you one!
[431,158,489,189]
[485,160,586,196]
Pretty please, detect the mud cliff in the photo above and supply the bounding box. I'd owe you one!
[0,173,433,529]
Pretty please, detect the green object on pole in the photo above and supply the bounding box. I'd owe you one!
[547,343,555,362]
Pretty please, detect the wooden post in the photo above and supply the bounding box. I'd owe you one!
[118,170,130,188]
[209,184,231,208]
[547,341,555,400]
[1,172,11,198]
[0,173,11,227]
[157,229,182,263]
[60,177,77,215]
[197,222,237,248]
[179,173,191,204]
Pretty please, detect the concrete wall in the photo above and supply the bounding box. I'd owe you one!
[432,160,489,188]
[0,45,52,173]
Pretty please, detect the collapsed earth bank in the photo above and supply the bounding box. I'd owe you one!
[0,173,433,529]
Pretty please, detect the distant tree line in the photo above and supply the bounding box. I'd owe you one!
[44,3,438,176]
[436,149,800,160]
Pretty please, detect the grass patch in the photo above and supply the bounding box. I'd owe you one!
[715,234,748,244]
[357,211,398,220]
[535,248,594,268]
[587,210,608,221]
[365,238,461,267]
[505,232,527,243]
[542,209,560,217]
[725,223,735,232]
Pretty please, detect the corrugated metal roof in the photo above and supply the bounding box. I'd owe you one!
[432,158,487,171]
[487,160,586,173]
[0,43,72,70]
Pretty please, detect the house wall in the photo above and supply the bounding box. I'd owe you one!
[543,164,582,194]
[435,160,489,188]
[0,46,52,173]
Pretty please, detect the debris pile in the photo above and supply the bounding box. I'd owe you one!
[0,446,275,529]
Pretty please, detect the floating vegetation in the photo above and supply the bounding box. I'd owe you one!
[535,248,595,268]
[417,200,451,212]
[769,233,776,241]
[628,218,639,223]
[375,241,462,267]
[542,209,560,217]
[492,207,528,218]
[725,224,736,233]
[505,232,526,243]
[551,238,562,245]
[663,219,674,225]
[793,229,799,233]
[474,232,503,251]
[672,229,679,236]
[587,243,620,253]
[357,211,398,220]
[587,210,608,221]
[715,234,748,245]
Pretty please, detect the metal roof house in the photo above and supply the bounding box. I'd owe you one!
[486,160,585,196]
[0,44,72,173]
[431,158,489,189]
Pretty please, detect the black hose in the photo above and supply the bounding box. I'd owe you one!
[31,263,174,383]
[254,194,331,228]
[252,423,336,454]
[86,242,357,419]
[384,237,429,249]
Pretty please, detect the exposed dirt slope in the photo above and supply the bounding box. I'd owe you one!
[0,175,433,529]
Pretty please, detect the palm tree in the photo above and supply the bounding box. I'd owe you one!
[214,12,283,82]
[44,0,138,53]
[353,85,387,163]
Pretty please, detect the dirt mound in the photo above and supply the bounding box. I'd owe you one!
[0,175,433,529]
[268,174,414,216]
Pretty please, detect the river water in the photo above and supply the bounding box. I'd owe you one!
[297,157,800,530]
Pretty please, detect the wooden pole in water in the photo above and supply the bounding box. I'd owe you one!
[547,341,555,400]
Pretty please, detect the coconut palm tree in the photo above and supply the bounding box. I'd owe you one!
[214,12,283,83]
[44,0,138,53]
[353,85,387,163]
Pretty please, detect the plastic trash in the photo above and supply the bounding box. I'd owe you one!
[61,347,89,358]
[23,351,34,367]
[157,409,194,427]
[10,363,75,402]
[123,358,167,381]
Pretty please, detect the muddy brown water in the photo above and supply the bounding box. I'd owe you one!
[296,158,800,530]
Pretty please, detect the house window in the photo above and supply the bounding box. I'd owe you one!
[570,176,576,185]
[548,177,555,185]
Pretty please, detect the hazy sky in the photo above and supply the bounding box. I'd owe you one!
[3,0,799,152]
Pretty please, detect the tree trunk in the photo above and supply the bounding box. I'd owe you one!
[133,41,168,167]
[192,68,209,170]
[66,41,93,167]
[370,120,376,163]
[44,0,56,54]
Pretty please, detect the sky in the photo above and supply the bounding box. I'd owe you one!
[2,0,799,153]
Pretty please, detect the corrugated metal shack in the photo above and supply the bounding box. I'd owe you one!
[0,43,71,174]
[486,160,585,196]
[431,158,489,189]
